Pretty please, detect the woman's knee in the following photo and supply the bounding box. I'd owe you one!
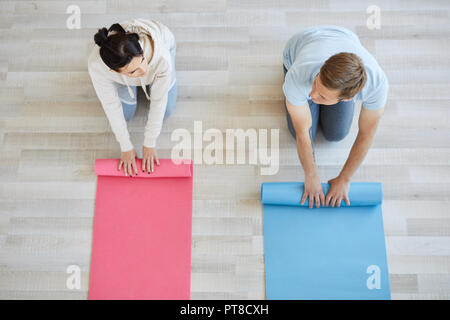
[122,101,137,122]
[164,105,175,119]
[164,83,177,119]
[164,98,177,119]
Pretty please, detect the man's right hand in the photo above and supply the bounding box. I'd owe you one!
[118,149,138,177]
[301,174,326,208]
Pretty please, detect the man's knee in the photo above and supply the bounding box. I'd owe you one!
[323,129,349,142]
[287,123,296,139]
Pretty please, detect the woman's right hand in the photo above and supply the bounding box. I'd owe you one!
[118,149,138,177]
[301,174,326,208]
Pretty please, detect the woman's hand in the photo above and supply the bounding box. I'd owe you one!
[118,149,138,177]
[142,146,160,173]
[302,174,326,208]
[325,176,351,207]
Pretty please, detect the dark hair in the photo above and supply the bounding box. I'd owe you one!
[319,52,367,100]
[94,23,143,72]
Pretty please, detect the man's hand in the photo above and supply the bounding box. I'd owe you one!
[325,176,351,207]
[142,146,160,174]
[301,175,326,208]
[118,149,138,177]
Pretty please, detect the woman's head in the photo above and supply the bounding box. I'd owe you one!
[94,23,148,77]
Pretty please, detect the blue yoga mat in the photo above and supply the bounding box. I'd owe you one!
[261,182,391,300]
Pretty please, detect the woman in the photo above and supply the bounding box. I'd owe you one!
[88,18,177,177]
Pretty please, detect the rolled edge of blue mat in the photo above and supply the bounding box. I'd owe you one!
[261,182,383,207]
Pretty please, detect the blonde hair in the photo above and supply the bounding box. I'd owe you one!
[319,52,367,100]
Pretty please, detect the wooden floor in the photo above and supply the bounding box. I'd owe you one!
[0,0,449,300]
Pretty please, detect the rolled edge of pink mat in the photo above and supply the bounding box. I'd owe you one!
[94,158,193,178]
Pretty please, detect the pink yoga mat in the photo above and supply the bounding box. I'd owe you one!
[88,158,193,300]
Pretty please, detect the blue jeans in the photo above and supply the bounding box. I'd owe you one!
[118,44,177,122]
[283,64,354,147]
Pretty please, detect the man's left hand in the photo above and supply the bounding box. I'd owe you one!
[325,176,351,207]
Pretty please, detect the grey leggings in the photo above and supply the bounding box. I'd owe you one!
[283,65,355,148]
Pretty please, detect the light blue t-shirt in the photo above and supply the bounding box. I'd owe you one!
[283,26,388,110]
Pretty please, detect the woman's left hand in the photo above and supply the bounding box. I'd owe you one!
[142,146,160,173]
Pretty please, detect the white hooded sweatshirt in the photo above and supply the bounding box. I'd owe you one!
[88,18,176,152]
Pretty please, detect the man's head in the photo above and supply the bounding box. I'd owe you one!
[309,52,367,105]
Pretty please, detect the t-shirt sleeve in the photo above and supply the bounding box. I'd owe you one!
[362,75,389,110]
[282,68,308,106]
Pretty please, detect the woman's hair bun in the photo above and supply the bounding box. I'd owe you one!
[94,23,143,71]
[94,27,109,47]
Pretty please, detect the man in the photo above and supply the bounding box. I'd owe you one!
[283,26,388,209]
